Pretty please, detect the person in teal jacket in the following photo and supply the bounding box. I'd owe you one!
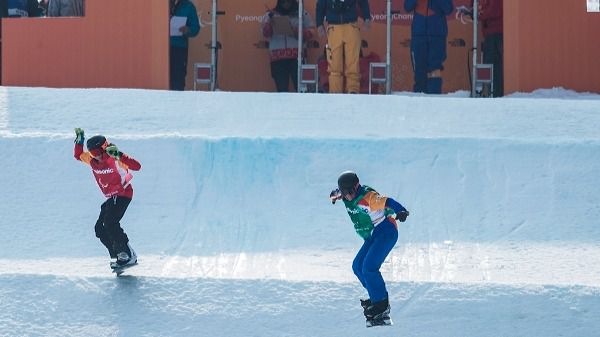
[330,171,409,326]
[170,0,200,90]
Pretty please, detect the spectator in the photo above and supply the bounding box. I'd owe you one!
[478,0,503,97]
[404,0,454,94]
[358,40,382,93]
[7,0,43,17]
[169,0,200,91]
[330,171,409,326]
[316,0,372,94]
[38,0,49,16]
[47,0,84,17]
[318,39,382,93]
[261,0,314,92]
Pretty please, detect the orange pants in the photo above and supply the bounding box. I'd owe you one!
[326,22,361,93]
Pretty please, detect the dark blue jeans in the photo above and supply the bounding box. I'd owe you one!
[352,219,398,303]
[270,58,298,92]
[170,45,189,91]
[410,35,447,93]
[482,33,504,97]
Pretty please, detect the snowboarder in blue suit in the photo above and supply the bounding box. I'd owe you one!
[330,171,409,327]
[404,0,454,94]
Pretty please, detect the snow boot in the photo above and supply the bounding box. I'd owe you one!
[365,297,390,320]
[365,297,392,327]
[360,299,371,316]
[112,243,137,268]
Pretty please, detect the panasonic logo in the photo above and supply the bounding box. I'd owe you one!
[93,168,114,175]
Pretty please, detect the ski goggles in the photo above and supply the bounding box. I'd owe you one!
[339,185,357,198]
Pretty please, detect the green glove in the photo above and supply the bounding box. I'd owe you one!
[74,128,85,144]
[105,144,121,160]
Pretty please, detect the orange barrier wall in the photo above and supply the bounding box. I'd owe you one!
[189,0,474,93]
[2,0,169,89]
[504,0,600,94]
[5,1,598,94]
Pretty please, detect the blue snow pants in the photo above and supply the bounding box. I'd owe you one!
[352,219,398,303]
[410,35,447,93]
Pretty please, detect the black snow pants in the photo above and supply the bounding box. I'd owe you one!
[95,196,131,258]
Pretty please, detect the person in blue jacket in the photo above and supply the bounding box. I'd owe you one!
[7,0,42,17]
[330,171,409,326]
[170,0,200,91]
[404,0,454,94]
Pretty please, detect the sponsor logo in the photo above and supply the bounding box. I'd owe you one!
[93,168,114,175]
[98,178,109,189]
[235,14,267,23]
[370,12,413,23]
[346,208,360,214]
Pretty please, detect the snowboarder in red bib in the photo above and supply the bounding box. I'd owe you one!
[330,171,409,327]
[73,128,141,270]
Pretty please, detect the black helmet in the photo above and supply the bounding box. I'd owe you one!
[338,171,359,195]
[87,135,107,151]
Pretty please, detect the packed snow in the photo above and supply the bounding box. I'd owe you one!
[0,86,599,336]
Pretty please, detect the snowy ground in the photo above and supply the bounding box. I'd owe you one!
[1,86,599,336]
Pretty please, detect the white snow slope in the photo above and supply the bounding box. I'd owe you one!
[1,87,600,337]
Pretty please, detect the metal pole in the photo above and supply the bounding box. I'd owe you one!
[385,0,392,94]
[470,0,478,97]
[211,0,217,91]
[297,0,304,92]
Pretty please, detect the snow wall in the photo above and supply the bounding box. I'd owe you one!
[2,135,599,260]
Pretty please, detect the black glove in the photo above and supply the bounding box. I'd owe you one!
[330,188,341,204]
[396,210,409,222]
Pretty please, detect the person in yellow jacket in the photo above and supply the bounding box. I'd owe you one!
[316,0,371,94]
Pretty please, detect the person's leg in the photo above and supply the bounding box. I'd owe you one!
[486,33,504,97]
[288,58,299,92]
[426,36,447,94]
[361,220,398,303]
[343,23,362,93]
[170,46,188,91]
[326,25,345,93]
[94,199,116,258]
[352,237,373,290]
[271,60,291,92]
[410,36,428,93]
[103,196,132,259]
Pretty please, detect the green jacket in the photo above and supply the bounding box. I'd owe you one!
[342,185,395,239]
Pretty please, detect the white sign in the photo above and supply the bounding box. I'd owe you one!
[588,0,600,12]
[170,16,187,36]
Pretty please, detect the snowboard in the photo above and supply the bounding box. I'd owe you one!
[110,261,138,276]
